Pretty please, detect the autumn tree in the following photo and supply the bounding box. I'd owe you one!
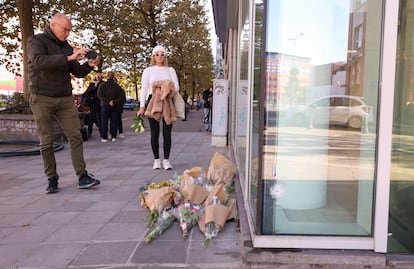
[0,0,214,100]
[166,0,214,98]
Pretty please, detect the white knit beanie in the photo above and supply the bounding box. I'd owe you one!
[152,45,167,55]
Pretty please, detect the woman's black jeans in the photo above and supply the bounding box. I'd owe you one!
[148,117,173,159]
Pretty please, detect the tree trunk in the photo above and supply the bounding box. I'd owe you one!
[16,0,34,102]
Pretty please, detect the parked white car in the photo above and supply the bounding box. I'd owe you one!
[291,95,373,129]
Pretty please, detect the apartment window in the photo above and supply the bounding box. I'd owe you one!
[354,24,363,49]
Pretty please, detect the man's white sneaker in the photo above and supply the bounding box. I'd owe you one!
[153,159,161,169]
[101,138,108,142]
[118,133,125,139]
[111,138,117,142]
[162,159,173,170]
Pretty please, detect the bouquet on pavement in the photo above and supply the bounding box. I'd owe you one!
[144,208,176,243]
[200,197,231,248]
[198,184,233,248]
[140,183,181,228]
[180,167,209,205]
[174,201,203,240]
[131,115,145,133]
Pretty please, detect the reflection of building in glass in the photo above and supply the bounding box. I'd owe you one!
[312,62,347,101]
[265,52,311,107]
[265,53,352,106]
[347,2,366,97]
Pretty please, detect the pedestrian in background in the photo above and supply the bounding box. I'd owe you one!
[202,87,213,131]
[137,45,179,170]
[182,90,189,121]
[116,77,127,139]
[98,71,124,142]
[82,72,103,138]
[27,13,101,193]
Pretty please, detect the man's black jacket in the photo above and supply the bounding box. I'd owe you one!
[27,26,93,97]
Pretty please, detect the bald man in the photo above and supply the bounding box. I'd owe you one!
[28,13,101,193]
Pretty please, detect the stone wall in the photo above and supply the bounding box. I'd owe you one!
[0,114,66,142]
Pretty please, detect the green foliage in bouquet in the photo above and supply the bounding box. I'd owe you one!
[146,209,159,228]
[131,115,145,133]
[203,222,220,248]
[144,209,175,244]
[178,206,200,240]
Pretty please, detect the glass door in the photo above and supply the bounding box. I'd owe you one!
[260,0,383,238]
[388,0,414,254]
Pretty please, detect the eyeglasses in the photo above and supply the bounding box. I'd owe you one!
[55,22,71,33]
[154,53,165,57]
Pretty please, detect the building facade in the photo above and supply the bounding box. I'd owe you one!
[212,0,414,254]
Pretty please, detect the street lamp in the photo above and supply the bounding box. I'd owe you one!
[288,32,304,56]
[287,33,303,108]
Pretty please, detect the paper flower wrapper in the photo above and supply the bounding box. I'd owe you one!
[203,183,228,206]
[198,203,231,247]
[207,152,236,185]
[140,186,178,212]
[181,179,209,205]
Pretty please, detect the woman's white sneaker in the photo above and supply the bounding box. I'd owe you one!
[153,159,161,169]
[162,159,173,170]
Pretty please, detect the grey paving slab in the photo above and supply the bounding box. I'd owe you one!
[18,242,87,267]
[0,243,37,268]
[85,200,129,212]
[0,226,18,240]
[69,209,119,224]
[0,193,41,205]
[30,211,81,225]
[0,212,42,227]
[100,190,138,201]
[51,200,95,212]
[186,239,242,264]
[69,192,106,202]
[132,239,188,264]
[15,197,67,213]
[71,241,137,266]
[0,203,28,214]
[45,223,104,242]
[92,222,147,241]
[1,224,61,244]
[109,210,147,224]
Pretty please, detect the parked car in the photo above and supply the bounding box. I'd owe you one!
[291,95,373,129]
[123,98,138,110]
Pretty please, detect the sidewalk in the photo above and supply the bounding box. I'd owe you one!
[2,109,414,269]
[0,109,244,269]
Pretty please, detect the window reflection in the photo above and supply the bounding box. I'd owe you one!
[389,0,414,254]
[261,0,382,236]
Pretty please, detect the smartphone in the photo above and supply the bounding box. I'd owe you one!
[85,51,98,59]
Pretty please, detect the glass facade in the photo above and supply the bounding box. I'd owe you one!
[216,0,412,253]
[256,0,383,236]
[388,0,414,253]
